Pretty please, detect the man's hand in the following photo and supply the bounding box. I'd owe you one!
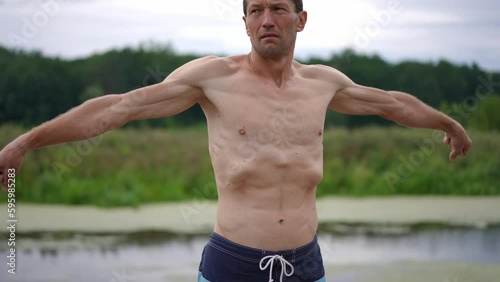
[0,142,27,192]
[444,128,472,161]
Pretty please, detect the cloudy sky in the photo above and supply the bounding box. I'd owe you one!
[1,0,499,71]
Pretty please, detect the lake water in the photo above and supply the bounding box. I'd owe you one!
[1,226,499,282]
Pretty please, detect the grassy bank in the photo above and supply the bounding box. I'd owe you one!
[1,124,498,206]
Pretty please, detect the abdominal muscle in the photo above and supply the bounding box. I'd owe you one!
[212,139,323,251]
[214,192,319,251]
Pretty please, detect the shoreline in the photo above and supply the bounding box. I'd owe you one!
[1,196,500,234]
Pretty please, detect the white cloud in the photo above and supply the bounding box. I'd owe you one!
[0,0,499,70]
[394,10,463,26]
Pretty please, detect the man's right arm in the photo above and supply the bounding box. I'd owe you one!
[0,56,218,190]
[326,67,472,161]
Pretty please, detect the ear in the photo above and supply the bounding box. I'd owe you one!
[296,11,308,32]
[242,16,250,36]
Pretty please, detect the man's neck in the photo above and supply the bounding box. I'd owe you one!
[247,49,295,88]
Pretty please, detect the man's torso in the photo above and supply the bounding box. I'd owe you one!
[195,55,338,251]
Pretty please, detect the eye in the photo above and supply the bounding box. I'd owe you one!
[250,8,261,14]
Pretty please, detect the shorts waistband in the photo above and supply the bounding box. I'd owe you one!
[208,232,319,264]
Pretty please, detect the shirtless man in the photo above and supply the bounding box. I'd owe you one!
[0,0,472,281]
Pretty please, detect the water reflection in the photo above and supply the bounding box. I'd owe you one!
[321,226,500,264]
[0,226,499,282]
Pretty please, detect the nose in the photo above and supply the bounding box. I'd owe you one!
[262,9,275,28]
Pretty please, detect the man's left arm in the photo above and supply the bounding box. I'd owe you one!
[329,77,472,161]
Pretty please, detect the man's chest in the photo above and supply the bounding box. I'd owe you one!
[203,78,333,145]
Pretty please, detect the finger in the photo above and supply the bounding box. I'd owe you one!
[449,149,459,161]
[443,136,450,145]
[463,141,472,156]
[445,140,452,150]
[444,136,452,148]
[462,144,469,155]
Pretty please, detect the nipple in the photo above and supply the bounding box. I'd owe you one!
[239,129,246,135]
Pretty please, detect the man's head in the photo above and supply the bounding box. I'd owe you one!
[243,0,303,16]
[243,0,307,59]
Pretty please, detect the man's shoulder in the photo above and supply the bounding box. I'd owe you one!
[294,61,345,79]
[178,55,244,78]
[293,62,354,90]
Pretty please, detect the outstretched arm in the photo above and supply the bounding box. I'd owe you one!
[0,56,216,190]
[328,70,472,161]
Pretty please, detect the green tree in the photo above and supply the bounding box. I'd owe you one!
[468,94,500,131]
[0,49,82,125]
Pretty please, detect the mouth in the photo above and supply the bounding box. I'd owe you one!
[260,33,279,39]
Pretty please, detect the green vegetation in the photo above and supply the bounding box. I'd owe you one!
[1,45,499,129]
[1,45,499,206]
[1,125,498,207]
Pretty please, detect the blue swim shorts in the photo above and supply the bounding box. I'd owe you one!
[198,232,326,282]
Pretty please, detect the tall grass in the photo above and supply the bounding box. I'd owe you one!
[1,124,498,206]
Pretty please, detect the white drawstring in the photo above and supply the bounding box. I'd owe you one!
[259,255,294,282]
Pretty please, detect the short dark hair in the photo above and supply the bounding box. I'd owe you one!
[243,0,303,16]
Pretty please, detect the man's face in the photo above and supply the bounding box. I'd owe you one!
[243,0,307,59]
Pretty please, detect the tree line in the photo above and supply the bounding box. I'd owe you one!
[1,44,498,130]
